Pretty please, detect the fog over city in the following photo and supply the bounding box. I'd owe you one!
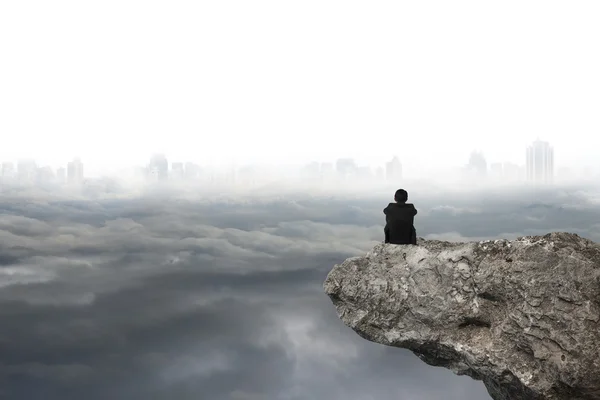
[0,136,598,196]
[2,1,600,399]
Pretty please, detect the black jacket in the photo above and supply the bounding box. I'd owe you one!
[383,202,417,245]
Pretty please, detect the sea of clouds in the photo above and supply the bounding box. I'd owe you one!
[1,180,599,399]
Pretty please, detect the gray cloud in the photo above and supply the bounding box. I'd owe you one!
[1,184,599,399]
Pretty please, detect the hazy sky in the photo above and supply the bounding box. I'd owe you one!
[1,184,599,399]
[1,1,599,170]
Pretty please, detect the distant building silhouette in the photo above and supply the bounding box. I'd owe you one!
[320,162,334,182]
[581,165,594,182]
[148,154,168,181]
[302,162,321,182]
[336,158,358,181]
[56,167,66,183]
[37,166,55,183]
[224,165,237,185]
[237,165,259,188]
[526,139,553,184]
[489,162,503,180]
[1,162,15,179]
[385,156,402,182]
[17,159,37,183]
[357,166,373,182]
[67,158,84,184]
[184,162,201,180]
[466,151,487,178]
[170,162,185,180]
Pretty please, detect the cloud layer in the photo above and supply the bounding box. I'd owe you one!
[1,184,599,399]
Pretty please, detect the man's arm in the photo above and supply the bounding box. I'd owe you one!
[384,224,390,243]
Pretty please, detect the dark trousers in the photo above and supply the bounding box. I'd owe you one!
[384,226,417,245]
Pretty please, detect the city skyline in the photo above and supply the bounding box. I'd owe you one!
[1,135,598,175]
[2,138,599,187]
[1,139,599,173]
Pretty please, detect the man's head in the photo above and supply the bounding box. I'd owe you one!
[394,189,408,203]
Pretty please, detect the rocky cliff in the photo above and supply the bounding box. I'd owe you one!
[323,232,600,400]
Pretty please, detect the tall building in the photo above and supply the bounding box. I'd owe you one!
[466,151,487,178]
[37,166,55,183]
[385,156,402,182]
[170,162,185,180]
[237,165,259,188]
[301,162,321,183]
[489,162,503,180]
[67,158,84,183]
[17,159,37,183]
[526,139,553,184]
[184,162,201,180]
[357,166,373,182]
[1,162,15,179]
[336,158,358,181]
[148,154,168,181]
[56,167,66,183]
[320,162,334,182]
[224,165,237,186]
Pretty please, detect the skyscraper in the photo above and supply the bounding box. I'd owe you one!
[184,162,201,180]
[301,162,321,183]
[237,165,258,188]
[489,162,503,180]
[170,162,185,180]
[37,166,55,183]
[320,162,334,183]
[67,158,84,184]
[336,158,358,181]
[357,166,373,182]
[148,154,168,181]
[1,162,15,179]
[466,151,487,178]
[526,139,553,184]
[385,156,402,182]
[17,159,37,183]
[56,167,66,183]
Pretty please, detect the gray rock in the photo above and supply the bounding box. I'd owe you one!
[323,232,600,400]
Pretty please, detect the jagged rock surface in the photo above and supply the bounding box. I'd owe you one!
[323,232,600,400]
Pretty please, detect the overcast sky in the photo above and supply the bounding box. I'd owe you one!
[1,1,599,171]
[1,183,599,399]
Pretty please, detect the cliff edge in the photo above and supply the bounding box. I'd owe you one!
[323,232,600,400]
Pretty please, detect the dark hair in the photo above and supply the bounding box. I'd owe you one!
[394,189,408,203]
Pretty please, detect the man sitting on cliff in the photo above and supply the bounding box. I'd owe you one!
[384,189,417,245]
